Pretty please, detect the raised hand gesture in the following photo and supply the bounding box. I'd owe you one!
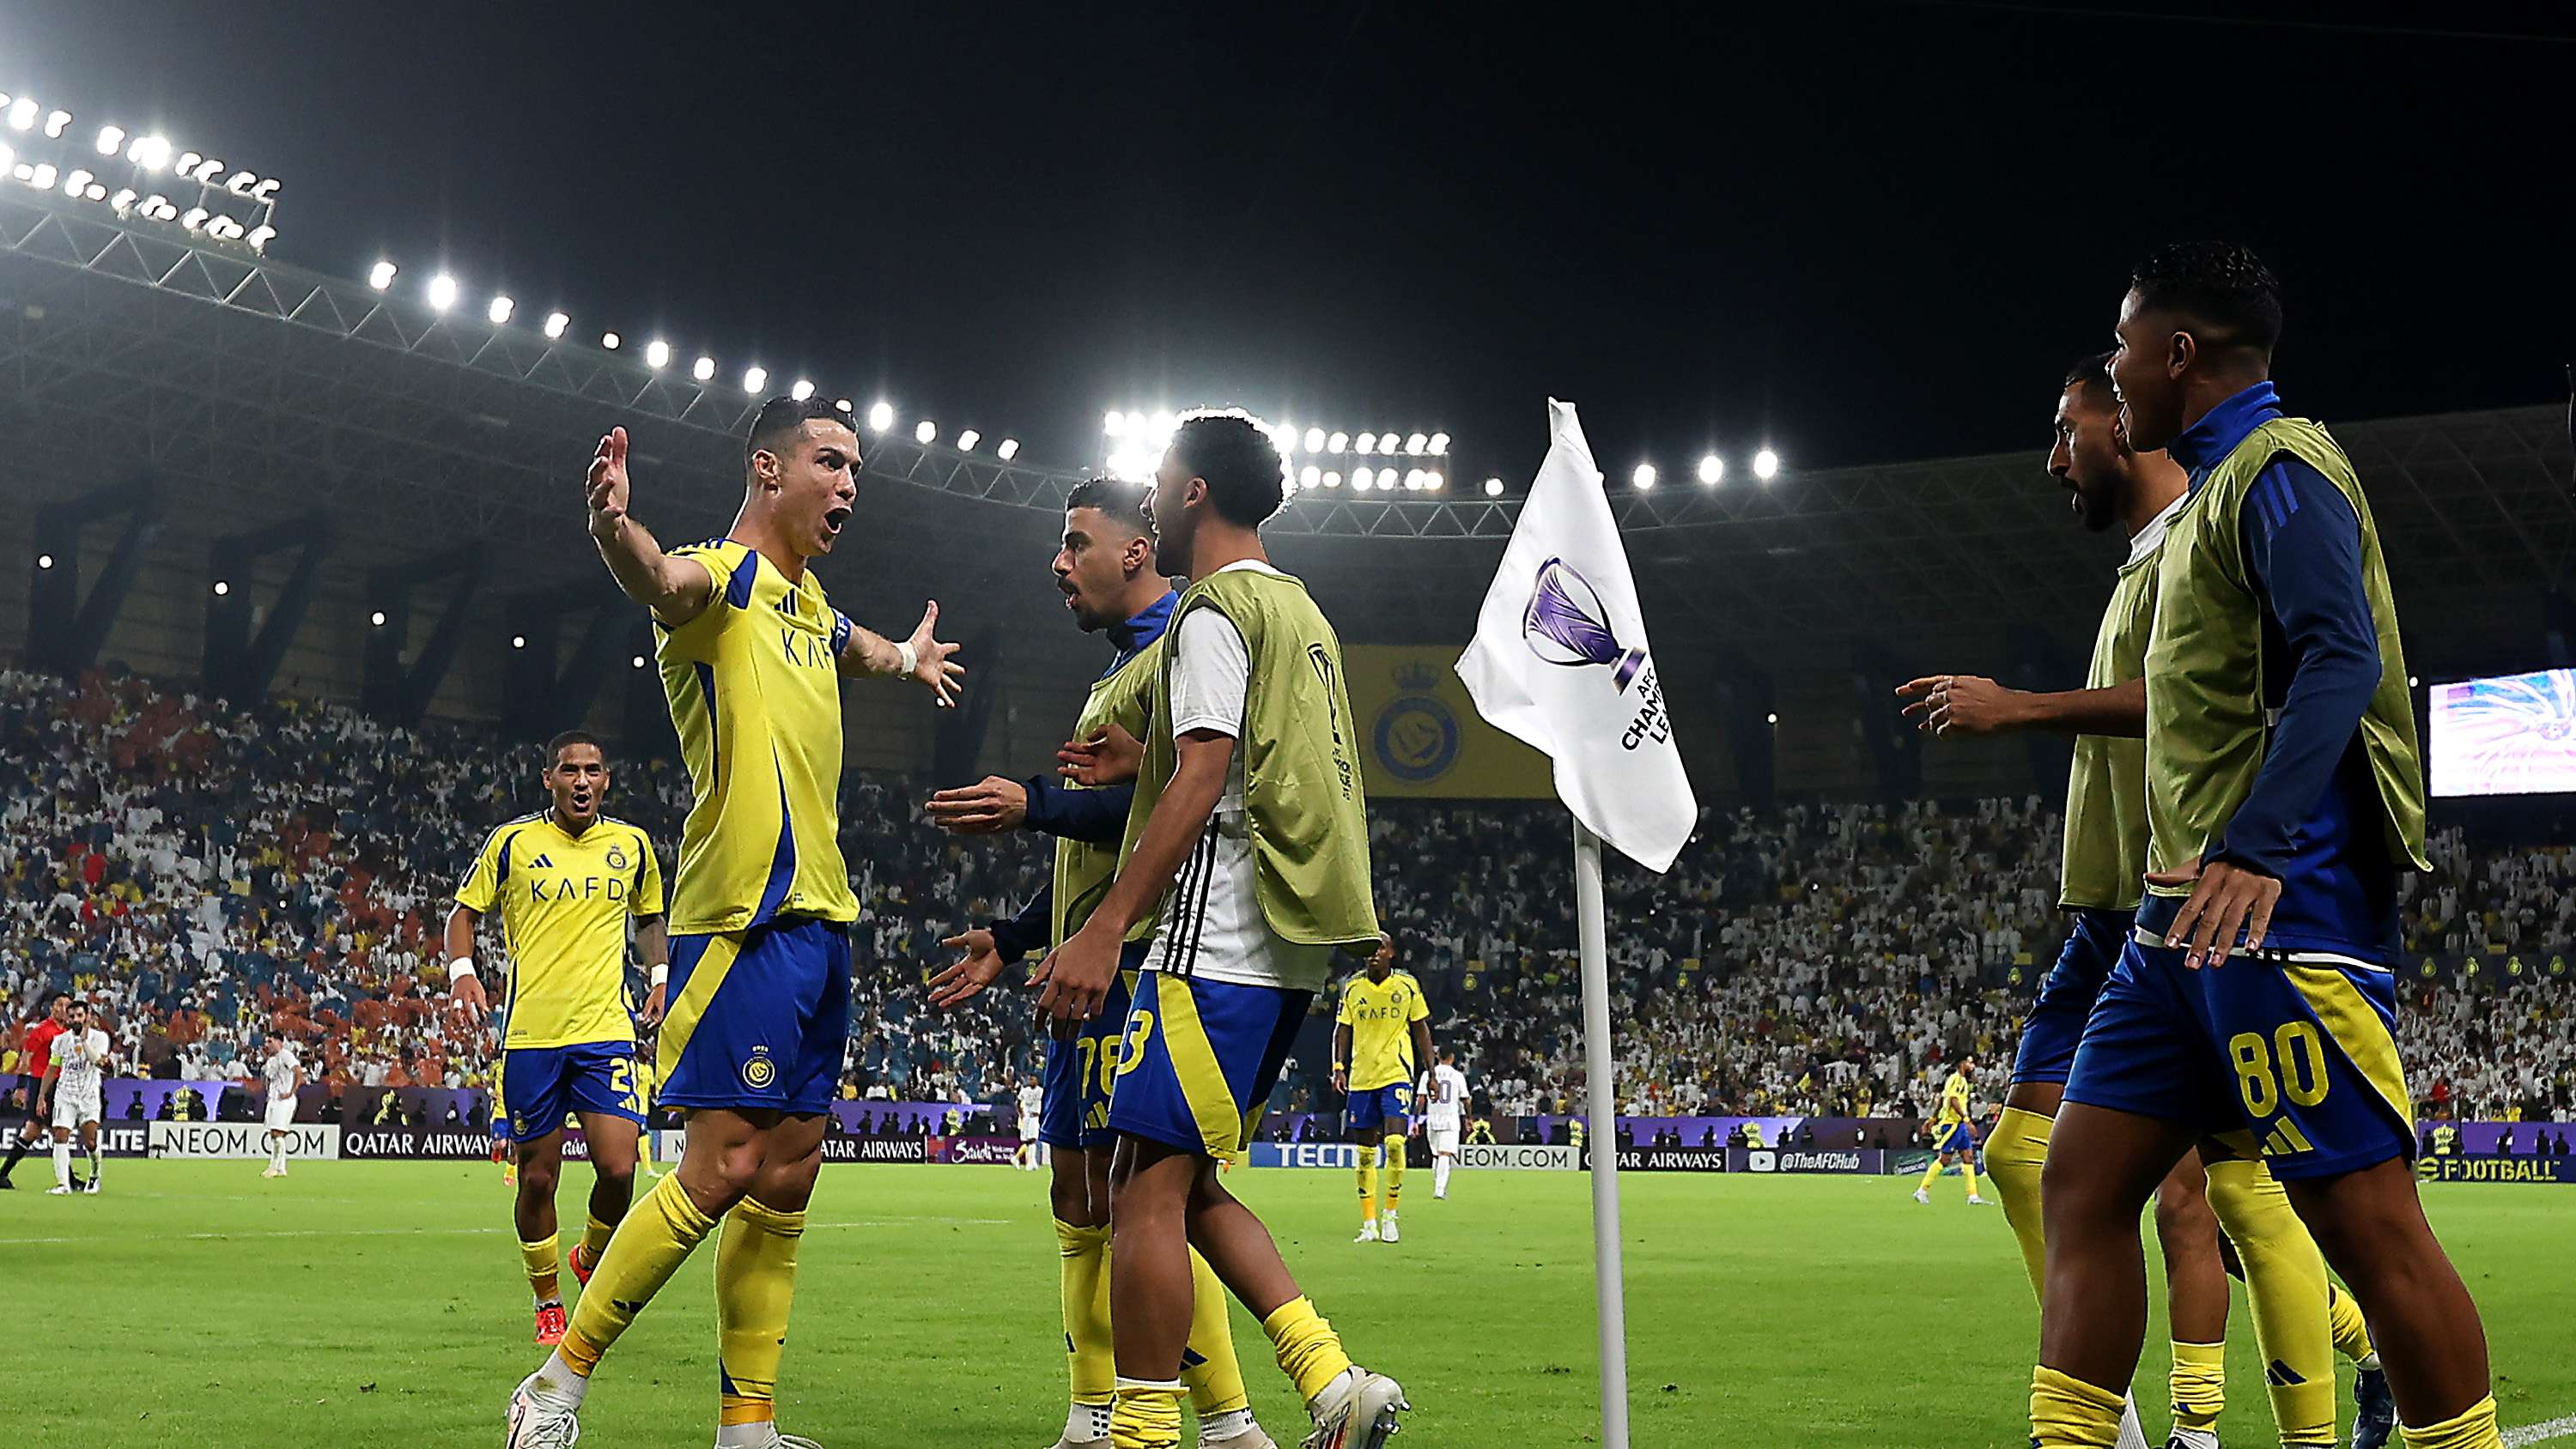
[586,427,632,540]
[908,601,966,707]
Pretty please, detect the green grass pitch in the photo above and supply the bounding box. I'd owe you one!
[8,1161,2568,1446]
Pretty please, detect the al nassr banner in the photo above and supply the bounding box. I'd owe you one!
[1343,645,1552,798]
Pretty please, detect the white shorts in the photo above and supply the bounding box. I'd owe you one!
[1426,1123,1461,1155]
[1144,817,1333,990]
[264,1097,297,1131]
[52,1089,101,1130]
[1017,1115,1040,1143]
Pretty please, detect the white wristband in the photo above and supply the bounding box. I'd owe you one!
[447,956,477,982]
[895,640,919,677]
[649,962,669,988]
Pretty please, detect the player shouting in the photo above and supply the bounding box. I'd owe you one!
[505,397,961,1449]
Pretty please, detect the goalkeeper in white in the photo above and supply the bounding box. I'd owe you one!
[1416,1050,1470,1201]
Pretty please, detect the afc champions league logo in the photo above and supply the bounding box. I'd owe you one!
[1523,557,1646,691]
[1370,661,1461,784]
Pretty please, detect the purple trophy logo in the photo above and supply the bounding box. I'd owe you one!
[1523,556,1646,692]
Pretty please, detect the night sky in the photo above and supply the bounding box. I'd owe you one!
[9,2,2569,487]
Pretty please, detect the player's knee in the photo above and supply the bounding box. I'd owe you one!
[518,1158,561,1197]
[1048,1163,1099,1227]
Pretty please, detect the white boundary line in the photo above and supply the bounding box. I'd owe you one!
[0,1216,1007,1247]
[2506,1413,2576,1447]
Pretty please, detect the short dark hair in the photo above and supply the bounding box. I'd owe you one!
[2063,349,2115,394]
[745,395,855,467]
[41,989,67,1009]
[2128,241,2282,356]
[545,730,605,768]
[1167,411,1287,528]
[1066,478,1152,539]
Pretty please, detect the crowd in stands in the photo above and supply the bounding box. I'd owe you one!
[3,670,2568,1128]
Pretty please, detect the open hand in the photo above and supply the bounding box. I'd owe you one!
[2147,858,2281,970]
[927,776,1029,835]
[449,972,489,1026]
[908,602,966,707]
[1894,675,2025,737]
[639,982,667,1029]
[929,930,1009,1009]
[1057,723,1144,786]
[586,427,632,539]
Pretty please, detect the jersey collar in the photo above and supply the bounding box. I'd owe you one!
[1105,590,1179,672]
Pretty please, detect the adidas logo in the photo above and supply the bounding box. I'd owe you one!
[2263,1119,2315,1156]
[2265,1359,2307,1387]
[528,853,554,870]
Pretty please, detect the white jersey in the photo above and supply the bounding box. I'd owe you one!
[264,1046,301,1104]
[52,1028,109,1098]
[1016,1084,1043,1122]
[1141,567,1336,994]
[1422,1064,1471,1132]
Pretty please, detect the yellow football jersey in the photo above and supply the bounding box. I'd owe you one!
[455,813,665,1050]
[1934,1070,1972,1127]
[655,539,861,934]
[1337,970,1429,1091]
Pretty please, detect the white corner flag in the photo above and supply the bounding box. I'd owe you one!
[1454,399,1696,1449]
[1457,397,1697,870]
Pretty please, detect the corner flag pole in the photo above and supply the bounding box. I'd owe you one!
[1574,816,1631,1449]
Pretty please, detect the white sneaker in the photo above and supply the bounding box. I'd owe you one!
[1303,1366,1407,1449]
[82,1176,100,1194]
[263,1167,286,1179]
[505,1370,583,1448]
[711,1428,822,1448]
[46,1185,71,1196]
[1967,1195,1990,1205]
[1432,1190,1445,1200]
[1380,1211,1400,1243]
[1912,1187,1930,1204]
[1353,1220,1380,1243]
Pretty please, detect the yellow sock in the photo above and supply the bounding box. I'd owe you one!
[1962,1160,1984,1202]
[2204,1156,2337,1445]
[2326,1282,2378,1365]
[1986,1106,2053,1302]
[1261,1296,1354,1404]
[2169,1340,2226,1434]
[2031,1364,2127,1448]
[519,1233,562,1305]
[2401,1395,2503,1449]
[1057,1219,1116,1410]
[1356,1147,1378,1225]
[1919,1153,1946,1191]
[1109,1378,1185,1449]
[580,1214,617,1265]
[559,1173,718,1378]
[714,1196,805,1427]
[1180,1248,1249,1416]
[1382,1134,1406,1214]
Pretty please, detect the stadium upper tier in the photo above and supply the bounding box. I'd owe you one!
[4,188,2570,665]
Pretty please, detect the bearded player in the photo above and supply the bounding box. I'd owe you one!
[1041,411,1406,1449]
[1333,935,1431,1243]
[448,731,669,1346]
[927,478,1273,1449]
[505,397,962,1449]
[2031,243,2498,1449]
[1905,349,2391,1448]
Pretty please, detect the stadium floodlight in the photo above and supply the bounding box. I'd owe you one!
[212,580,229,597]
[1352,467,1376,491]
[1402,469,1423,490]
[1425,470,1443,491]
[633,655,647,669]
[37,554,53,569]
[1303,427,1325,452]
[107,187,134,214]
[600,331,621,349]
[867,400,894,432]
[835,398,852,413]
[1149,409,1176,435]
[94,124,124,156]
[246,225,275,252]
[487,295,515,325]
[2409,675,2421,688]
[179,204,207,230]
[1430,432,1450,456]
[1766,712,1779,725]
[1698,454,1724,486]
[368,260,397,290]
[957,429,981,452]
[1327,432,1348,454]
[1753,447,1780,481]
[1355,432,1378,455]
[997,439,1019,460]
[742,366,768,393]
[644,339,671,368]
[543,311,569,340]
[1484,477,1504,497]
[62,167,91,196]
[370,611,386,627]
[44,110,70,140]
[1405,432,1428,456]
[691,355,715,382]
[1382,433,1403,456]
[131,134,171,170]
[426,273,459,312]
[1103,409,1125,437]
[4,99,32,131]
[790,378,815,402]
[1632,463,1656,489]
[1300,465,1321,489]
[512,635,527,650]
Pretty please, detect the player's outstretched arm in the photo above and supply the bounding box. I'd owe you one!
[928,930,1009,1008]
[586,427,716,627]
[442,904,489,1023]
[1055,722,1143,787]
[1032,728,1229,1022]
[1895,674,2145,738]
[835,601,965,706]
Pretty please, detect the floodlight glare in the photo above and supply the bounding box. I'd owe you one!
[1430,432,1450,456]
[1425,471,1443,491]
[1300,465,1321,488]
[36,554,53,569]
[957,429,981,452]
[370,611,386,627]
[1103,409,1127,437]
[996,439,1019,460]
[212,580,229,597]
[1632,463,1656,489]
[1405,433,1427,455]
[43,110,69,139]
[1149,410,1176,435]
[1327,432,1349,454]
[742,367,768,393]
[632,655,647,669]
[1303,427,1325,452]
[1484,477,1504,497]
[488,295,515,325]
[790,379,815,402]
[1322,471,1341,488]
[368,260,397,290]
[131,135,171,171]
[1753,447,1780,480]
[691,355,715,382]
[542,312,568,340]
[426,273,459,312]
[1353,467,1376,490]
[94,124,124,155]
[4,99,33,131]
[245,225,274,252]
[600,331,621,349]
[867,401,894,432]
[512,635,527,650]
[1698,454,1724,485]
[644,339,671,368]
[1356,433,1378,455]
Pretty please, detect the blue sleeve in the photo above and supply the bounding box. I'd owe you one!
[1020,776,1133,846]
[2211,459,2383,877]
[987,887,1050,964]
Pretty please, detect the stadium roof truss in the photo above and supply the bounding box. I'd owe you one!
[3,191,2568,651]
